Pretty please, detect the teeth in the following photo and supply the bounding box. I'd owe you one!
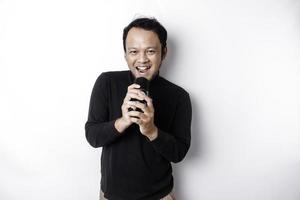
[136,66,150,73]
[137,66,150,70]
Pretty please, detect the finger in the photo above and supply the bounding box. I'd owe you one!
[143,96,154,112]
[130,116,140,124]
[130,113,147,125]
[124,94,131,102]
[124,88,140,98]
[124,86,142,101]
[138,106,153,121]
[128,110,143,118]
[124,92,142,102]
[136,90,147,98]
[127,101,146,111]
[137,113,147,122]
[129,90,147,100]
[127,84,140,90]
[142,107,151,117]
[128,88,143,95]
[122,103,136,113]
[143,95,153,106]
[127,88,147,98]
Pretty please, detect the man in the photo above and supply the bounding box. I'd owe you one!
[85,17,192,200]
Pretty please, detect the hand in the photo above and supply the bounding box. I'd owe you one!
[127,94,158,141]
[115,83,145,133]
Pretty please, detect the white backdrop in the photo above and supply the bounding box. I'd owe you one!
[1,0,300,199]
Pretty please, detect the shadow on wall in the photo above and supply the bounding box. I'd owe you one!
[160,36,178,80]
[295,0,300,29]
[160,37,205,199]
[172,95,204,199]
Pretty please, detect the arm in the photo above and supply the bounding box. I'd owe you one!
[85,73,145,148]
[150,92,192,163]
[85,73,122,148]
[129,90,192,163]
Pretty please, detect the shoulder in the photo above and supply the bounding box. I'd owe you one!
[98,70,128,80]
[158,76,190,99]
[95,70,129,84]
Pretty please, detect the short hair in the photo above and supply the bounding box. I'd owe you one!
[122,17,168,56]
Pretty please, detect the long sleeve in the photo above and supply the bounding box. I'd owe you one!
[150,92,192,163]
[85,73,121,148]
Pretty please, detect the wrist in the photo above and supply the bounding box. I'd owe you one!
[114,117,130,133]
[146,126,158,141]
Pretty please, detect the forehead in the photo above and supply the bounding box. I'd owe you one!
[126,28,161,48]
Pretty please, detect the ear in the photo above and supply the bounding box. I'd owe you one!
[162,46,168,60]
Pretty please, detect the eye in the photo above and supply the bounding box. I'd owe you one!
[147,49,156,55]
[129,50,137,55]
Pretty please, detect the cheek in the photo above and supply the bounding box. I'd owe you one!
[125,57,134,65]
[153,57,162,66]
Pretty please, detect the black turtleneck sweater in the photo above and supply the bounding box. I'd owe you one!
[85,70,192,200]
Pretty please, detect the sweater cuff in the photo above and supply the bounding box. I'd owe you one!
[149,129,173,152]
[106,119,122,140]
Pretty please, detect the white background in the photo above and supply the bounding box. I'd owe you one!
[1,0,300,199]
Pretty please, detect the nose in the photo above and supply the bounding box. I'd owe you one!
[137,52,149,63]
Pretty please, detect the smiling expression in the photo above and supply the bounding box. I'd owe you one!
[124,27,167,80]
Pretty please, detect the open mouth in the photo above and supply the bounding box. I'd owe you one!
[136,66,151,74]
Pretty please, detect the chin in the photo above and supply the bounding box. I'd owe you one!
[139,74,154,80]
[132,71,150,79]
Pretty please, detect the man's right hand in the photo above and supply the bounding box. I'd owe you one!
[114,83,145,133]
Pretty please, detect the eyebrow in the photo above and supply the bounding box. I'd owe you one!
[127,47,158,50]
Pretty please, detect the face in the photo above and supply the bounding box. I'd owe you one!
[125,27,167,80]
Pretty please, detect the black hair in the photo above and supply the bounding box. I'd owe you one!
[122,17,167,57]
